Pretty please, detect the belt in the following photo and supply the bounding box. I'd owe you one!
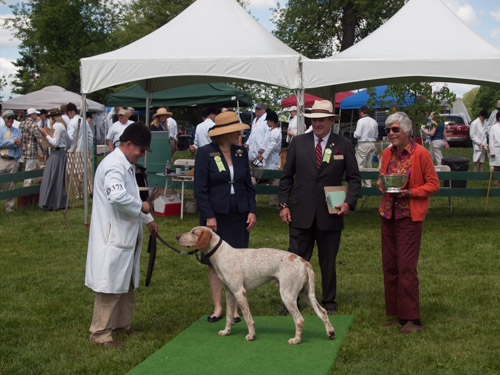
[54,147,66,150]
[1,155,16,160]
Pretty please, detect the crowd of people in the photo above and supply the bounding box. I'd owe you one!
[0,102,95,212]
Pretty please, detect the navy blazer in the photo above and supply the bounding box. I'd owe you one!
[194,143,257,221]
[279,132,361,231]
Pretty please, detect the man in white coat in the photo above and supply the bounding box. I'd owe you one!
[245,102,268,161]
[487,100,500,134]
[85,122,158,348]
[470,109,489,172]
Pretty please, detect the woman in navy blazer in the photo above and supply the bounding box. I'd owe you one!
[194,111,257,323]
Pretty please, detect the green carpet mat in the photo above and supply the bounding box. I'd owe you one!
[128,315,354,375]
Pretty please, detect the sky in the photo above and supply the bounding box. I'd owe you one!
[1,0,499,99]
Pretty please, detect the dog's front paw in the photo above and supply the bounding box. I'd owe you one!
[245,333,256,341]
[218,329,230,336]
[288,337,301,345]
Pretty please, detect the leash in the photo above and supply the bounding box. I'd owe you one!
[145,232,224,286]
[145,231,201,286]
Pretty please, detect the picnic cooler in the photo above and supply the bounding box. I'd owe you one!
[442,156,469,188]
[154,194,181,216]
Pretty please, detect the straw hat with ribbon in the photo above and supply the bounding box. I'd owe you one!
[208,112,250,137]
[153,108,173,119]
[304,100,340,119]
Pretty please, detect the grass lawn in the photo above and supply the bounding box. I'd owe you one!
[1,147,499,375]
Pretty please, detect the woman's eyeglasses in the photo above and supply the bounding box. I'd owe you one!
[385,126,401,134]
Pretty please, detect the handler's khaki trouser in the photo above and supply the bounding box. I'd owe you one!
[89,287,136,343]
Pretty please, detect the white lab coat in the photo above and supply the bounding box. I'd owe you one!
[246,112,268,161]
[262,127,282,169]
[85,148,153,294]
[489,122,500,167]
[469,117,488,162]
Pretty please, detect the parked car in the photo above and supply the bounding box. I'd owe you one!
[442,113,471,147]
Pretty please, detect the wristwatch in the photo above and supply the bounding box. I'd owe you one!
[279,203,289,210]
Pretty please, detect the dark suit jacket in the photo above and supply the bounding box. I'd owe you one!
[194,143,257,221]
[279,132,361,231]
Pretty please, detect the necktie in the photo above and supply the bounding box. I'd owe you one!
[315,138,323,169]
[1,128,11,156]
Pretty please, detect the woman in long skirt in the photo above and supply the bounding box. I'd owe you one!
[39,108,68,210]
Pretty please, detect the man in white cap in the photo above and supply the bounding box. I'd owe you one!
[106,108,134,152]
[286,106,298,143]
[279,100,361,315]
[0,110,22,212]
[19,108,45,186]
[245,102,269,161]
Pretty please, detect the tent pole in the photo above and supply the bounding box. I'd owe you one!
[81,94,89,229]
[236,99,240,115]
[144,80,151,168]
[296,57,305,135]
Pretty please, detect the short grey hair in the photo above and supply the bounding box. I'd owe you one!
[385,112,412,135]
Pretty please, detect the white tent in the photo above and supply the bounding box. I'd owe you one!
[303,0,500,96]
[3,85,105,112]
[80,0,304,94]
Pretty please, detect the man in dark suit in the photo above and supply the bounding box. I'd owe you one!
[279,100,361,314]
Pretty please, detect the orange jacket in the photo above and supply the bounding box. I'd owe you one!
[380,143,440,221]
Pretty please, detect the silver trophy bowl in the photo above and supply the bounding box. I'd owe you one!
[380,174,407,193]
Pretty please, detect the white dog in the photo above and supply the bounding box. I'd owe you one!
[176,226,335,344]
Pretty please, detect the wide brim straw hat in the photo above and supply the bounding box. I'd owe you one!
[304,100,340,119]
[207,112,250,137]
[153,108,173,118]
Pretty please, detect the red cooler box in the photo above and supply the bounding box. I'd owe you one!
[154,195,181,217]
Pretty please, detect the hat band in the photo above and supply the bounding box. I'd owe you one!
[311,109,333,114]
[213,119,241,128]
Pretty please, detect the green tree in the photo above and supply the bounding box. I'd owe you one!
[461,87,479,117]
[6,0,119,95]
[366,83,456,139]
[471,86,500,119]
[272,0,406,58]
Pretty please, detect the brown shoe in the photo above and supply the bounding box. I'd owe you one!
[100,341,123,349]
[380,318,405,327]
[399,321,423,334]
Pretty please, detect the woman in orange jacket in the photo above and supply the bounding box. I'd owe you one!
[377,111,440,334]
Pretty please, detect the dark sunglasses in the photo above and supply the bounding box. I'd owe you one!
[385,126,401,134]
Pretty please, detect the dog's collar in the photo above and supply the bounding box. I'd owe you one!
[203,237,223,259]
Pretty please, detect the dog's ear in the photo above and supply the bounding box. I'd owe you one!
[196,228,212,249]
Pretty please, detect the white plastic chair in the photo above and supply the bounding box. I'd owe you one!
[435,164,452,212]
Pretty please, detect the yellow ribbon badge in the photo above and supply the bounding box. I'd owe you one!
[214,155,226,172]
[323,148,332,164]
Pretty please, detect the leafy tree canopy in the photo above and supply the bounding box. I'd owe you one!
[366,83,456,138]
[471,86,500,119]
[6,0,119,96]
[272,0,406,58]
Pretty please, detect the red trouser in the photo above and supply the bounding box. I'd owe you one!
[381,216,423,320]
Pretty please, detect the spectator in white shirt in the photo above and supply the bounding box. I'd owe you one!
[106,108,133,152]
[166,109,178,157]
[190,107,218,152]
[245,102,269,161]
[354,106,378,187]
[66,102,93,152]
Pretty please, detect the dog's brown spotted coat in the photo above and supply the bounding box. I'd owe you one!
[176,226,335,344]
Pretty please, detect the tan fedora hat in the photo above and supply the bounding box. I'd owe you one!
[304,100,340,119]
[153,108,173,118]
[207,112,250,137]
